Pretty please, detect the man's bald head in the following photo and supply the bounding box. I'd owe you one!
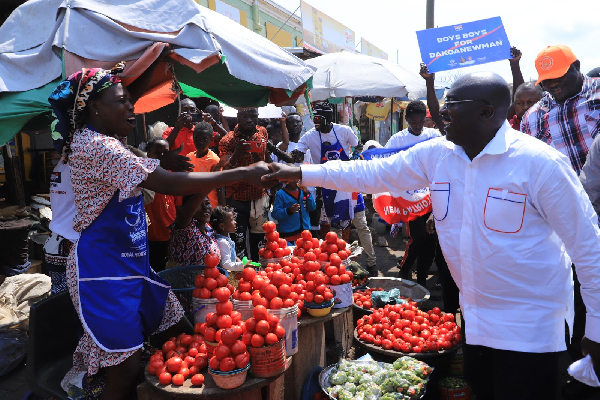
[452,72,511,124]
[441,72,511,159]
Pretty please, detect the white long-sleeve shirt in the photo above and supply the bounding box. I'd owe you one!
[302,121,600,353]
[216,236,244,272]
[384,127,441,149]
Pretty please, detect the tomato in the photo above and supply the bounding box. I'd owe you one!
[221,327,239,345]
[264,332,279,345]
[443,313,456,322]
[241,267,256,282]
[330,275,341,285]
[270,297,283,309]
[340,274,351,284]
[216,300,233,316]
[432,307,441,315]
[256,320,270,335]
[402,310,415,321]
[178,334,193,347]
[162,340,176,354]
[251,334,265,347]
[233,352,248,369]
[252,277,267,291]
[205,253,220,268]
[191,373,205,386]
[265,231,279,242]
[261,284,278,300]
[262,221,276,233]
[327,244,339,254]
[381,339,394,350]
[325,231,338,244]
[203,266,220,278]
[179,367,190,379]
[194,356,208,370]
[303,240,314,250]
[158,371,172,385]
[216,314,233,329]
[214,344,231,361]
[240,291,252,301]
[263,250,274,259]
[301,230,312,241]
[209,356,220,370]
[216,274,229,288]
[205,312,218,326]
[204,327,216,342]
[166,357,183,373]
[253,305,268,321]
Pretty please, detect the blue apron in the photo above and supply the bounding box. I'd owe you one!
[319,127,354,229]
[76,192,171,352]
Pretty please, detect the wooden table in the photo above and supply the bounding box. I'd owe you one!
[138,357,292,400]
[283,306,352,400]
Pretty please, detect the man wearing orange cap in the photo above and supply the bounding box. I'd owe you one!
[521,44,600,174]
[522,45,600,374]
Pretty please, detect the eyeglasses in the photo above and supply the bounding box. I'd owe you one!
[443,99,491,107]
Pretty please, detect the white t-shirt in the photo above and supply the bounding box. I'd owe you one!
[49,162,79,241]
[384,127,441,149]
[296,124,359,164]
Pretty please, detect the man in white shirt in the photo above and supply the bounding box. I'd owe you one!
[294,103,376,270]
[385,100,440,287]
[264,72,600,399]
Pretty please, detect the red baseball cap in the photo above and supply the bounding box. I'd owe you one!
[535,45,577,85]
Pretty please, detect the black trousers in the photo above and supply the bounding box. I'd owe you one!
[400,212,436,285]
[226,198,265,262]
[567,264,586,362]
[463,343,561,400]
[148,240,169,272]
[434,236,460,313]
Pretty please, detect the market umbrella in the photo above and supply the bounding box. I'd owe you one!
[0,0,315,146]
[307,51,431,101]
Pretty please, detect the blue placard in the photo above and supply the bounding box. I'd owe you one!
[416,17,511,73]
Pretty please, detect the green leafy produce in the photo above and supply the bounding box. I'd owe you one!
[326,358,433,400]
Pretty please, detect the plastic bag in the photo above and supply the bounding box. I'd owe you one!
[371,289,408,308]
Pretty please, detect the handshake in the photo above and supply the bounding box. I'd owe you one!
[240,162,303,188]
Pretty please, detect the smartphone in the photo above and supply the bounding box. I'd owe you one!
[247,140,264,153]
[190,113,203,122]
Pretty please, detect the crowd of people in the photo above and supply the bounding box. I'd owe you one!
[41,41,600,399]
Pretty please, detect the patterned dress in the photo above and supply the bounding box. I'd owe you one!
[61,127,185,391]
[168,219,221,267]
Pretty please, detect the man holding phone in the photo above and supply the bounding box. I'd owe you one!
[162,97,199,156]
[219,108,271,261]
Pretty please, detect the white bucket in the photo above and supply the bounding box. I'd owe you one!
[193,297,219,325]
[232,299,254,321]
[327,282,353,308]
[267,305,299,356]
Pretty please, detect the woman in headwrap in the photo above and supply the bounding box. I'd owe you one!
[49,54,270,399]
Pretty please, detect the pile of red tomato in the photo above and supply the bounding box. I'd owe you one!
[148,332,208,386]
[352,288,384,310]
[191,255,234,300]
[242,305,286,347]
[232,266,303,314]
[356,304,461,354]
[259,221,291,259]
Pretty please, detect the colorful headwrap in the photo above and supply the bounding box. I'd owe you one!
[48,62,125,146]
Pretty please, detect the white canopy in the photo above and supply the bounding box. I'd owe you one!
[0,0,314,94]
[307,51,433,101]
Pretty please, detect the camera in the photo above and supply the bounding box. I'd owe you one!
[190,113,204,123]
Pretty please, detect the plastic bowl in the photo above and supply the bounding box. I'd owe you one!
[305,299,335,317]
[208,362,250,389]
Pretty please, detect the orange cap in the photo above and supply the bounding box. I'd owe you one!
[535,45,577,85]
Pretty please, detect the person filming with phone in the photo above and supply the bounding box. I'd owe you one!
[219,108,271,261]
[162,97,199,157]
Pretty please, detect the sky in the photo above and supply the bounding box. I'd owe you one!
[274,0,600,84]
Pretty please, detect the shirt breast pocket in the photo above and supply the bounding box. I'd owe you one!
[484,189,527,233]
[585,111,600,139]
[430,182,450,221]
